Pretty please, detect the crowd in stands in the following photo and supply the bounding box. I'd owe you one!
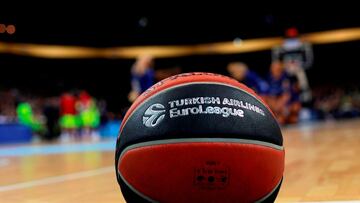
[312,85,360,120]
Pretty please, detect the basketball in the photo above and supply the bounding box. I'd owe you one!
[115,72,285,203]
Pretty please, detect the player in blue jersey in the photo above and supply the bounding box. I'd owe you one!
[128,55,155,102]
[267,60,301,124]
[227,62,268,95]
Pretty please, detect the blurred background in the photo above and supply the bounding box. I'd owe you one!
[0,8,359,143]
[1,6,360,203]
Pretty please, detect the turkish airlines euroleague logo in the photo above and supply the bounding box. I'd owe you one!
[142,96,265,127]
[143,104,166,127]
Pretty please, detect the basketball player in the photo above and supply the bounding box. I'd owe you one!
[227,62,268,95]
[77,91,100,141]
[267,60,301,124]
[128,55,155,102]
[16,102,44,133]
[59,92,79,142]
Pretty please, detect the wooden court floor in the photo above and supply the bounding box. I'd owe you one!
[0,119,359,202]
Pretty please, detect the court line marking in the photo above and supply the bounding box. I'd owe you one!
[0,166,113,192]
[0,141,116,157]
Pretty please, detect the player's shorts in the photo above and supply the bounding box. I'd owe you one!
[59,114,80,129]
